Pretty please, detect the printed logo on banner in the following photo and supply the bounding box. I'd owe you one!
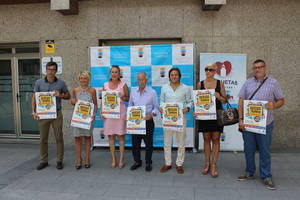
[151,44,172,65]
[93,128,108,146]
[151,65,172,86]
[110,46,131,66]
[130,45,151,66]
[172,44,193,65]
[90,47,110,67]
[216,61,232,77]
[119,66,131,87]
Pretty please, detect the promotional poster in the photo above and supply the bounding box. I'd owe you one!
[101,91,121,119]
[193,89,217,120]
[127,106,146,135]
[71,100,95,130]
[35,92,56,119]
[244,100,268,134]
[162,103,183,131]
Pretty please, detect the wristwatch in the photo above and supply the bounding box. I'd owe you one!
[239,117,244,121]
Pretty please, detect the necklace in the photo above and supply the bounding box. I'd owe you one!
[80,86,89,91]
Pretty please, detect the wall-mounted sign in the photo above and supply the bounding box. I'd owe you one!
[45,40,56,54]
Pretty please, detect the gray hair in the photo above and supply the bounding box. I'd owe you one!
[137,72,148,80]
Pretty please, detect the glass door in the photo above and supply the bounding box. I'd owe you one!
[0,59,15,134]
[0,43,40,138]
[17,59,40,135]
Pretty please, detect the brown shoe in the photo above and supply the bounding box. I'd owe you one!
[160,165,172,173]
[176,166,184,174]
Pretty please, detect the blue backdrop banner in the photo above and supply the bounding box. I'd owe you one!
[90,44,194,147]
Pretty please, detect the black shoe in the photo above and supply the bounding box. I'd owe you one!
[145,164,152,172]
[130,162,142,170]
[75,165,82,170]
[56,161,63,170]
[85,164,91,169]
[36,162,48,170]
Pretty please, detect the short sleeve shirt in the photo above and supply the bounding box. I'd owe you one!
[238,77,284,125]
[34,77,69,110]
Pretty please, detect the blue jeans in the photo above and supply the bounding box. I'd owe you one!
[242,122,274,179]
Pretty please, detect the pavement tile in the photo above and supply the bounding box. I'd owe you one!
[0,144,299,200]
[149,185,195,200]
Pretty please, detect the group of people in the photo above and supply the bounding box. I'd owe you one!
[31,59,284,190]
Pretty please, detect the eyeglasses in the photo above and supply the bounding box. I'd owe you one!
[46,68,57,71]
[252,66,265,70]
[205,68,215,72]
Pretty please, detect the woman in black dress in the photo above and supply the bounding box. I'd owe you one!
[197,63,227,177]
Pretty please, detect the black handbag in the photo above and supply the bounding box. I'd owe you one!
[217,101,239,126]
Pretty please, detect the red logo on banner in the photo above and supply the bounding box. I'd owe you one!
[216,61,232,77]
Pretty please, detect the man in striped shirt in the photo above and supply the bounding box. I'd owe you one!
[237,59,285,190]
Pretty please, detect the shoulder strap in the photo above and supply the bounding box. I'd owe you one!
[216,80,220,90]
[249,77,268,100]
[200,81,204,89]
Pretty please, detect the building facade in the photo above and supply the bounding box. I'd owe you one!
[0,0,299,148]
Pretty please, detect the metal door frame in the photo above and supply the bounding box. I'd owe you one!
[0,45,40,139]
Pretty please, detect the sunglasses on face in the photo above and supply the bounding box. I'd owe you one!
[252,65,265,70]
[205,68,215,72]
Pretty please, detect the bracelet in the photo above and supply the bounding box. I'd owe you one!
[239,117,243,120]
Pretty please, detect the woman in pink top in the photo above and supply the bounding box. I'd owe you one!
[102,65,129,168]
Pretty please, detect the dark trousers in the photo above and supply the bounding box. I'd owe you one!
[38,110,64,162]
[132,119,154,165]
[242,122,273,179]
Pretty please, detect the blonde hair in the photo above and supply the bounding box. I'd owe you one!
[206,63,217,70]
[78,70,91,80]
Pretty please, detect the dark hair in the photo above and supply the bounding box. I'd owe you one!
[46,61,58,71]
[110,65,121,81]
[168,67,181,79]
[253,59,265,65]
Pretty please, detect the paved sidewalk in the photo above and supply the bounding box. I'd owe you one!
[0,143,299,200]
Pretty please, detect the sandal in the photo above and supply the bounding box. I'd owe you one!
[118,162,125,169]
[201,163,210,175]
[210,164,219,178]
[111,161,117,168]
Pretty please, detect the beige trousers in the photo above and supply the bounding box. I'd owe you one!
[163,120,186,167]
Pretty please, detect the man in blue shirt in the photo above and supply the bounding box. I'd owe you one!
[128,72,159,171]
[237,59,284,190]
[31,62,70,170]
